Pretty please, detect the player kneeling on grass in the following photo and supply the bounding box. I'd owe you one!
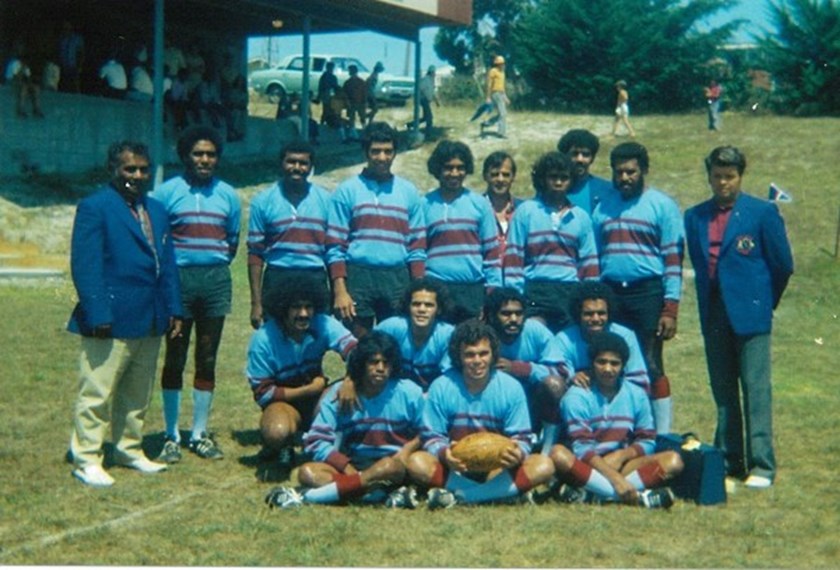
[549,331,683,509]
[266,332,424,509]
[405,320,555,508]
[247,275,357,470]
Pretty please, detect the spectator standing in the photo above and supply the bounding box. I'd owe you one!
[67,141,183,487]
[5,40,43,118]
[480,56,509,138]
[343,64,367,139]
[704,79,723,131]
[366,61,384,123]
[418,65,440,136]
[684,146,793,489]
[611,80,635,137]
[57,20,84,93]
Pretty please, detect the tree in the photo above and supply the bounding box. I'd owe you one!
[511,0,741,113]
[760,0,840,115]
[433,0,532,74]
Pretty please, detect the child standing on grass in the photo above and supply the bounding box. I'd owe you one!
[611,80,635,137]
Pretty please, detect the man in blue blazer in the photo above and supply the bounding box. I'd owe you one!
[684,146,793,490]
[68,141,183,488]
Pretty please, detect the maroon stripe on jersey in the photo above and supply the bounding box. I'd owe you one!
[603,226,658,249]
[353,214,409,233]
[428,228,481,247]
[173,223,227,240]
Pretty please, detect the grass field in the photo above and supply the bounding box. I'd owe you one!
[1,105,839,567]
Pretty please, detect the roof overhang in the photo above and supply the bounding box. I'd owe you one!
[2,0,471,42]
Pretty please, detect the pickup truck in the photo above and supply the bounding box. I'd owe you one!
[248,54,415,105]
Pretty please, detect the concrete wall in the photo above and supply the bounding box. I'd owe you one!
[0,85,297,176]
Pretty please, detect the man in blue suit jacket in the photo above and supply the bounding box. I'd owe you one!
[68,141,183,488]
[684,146,793,490]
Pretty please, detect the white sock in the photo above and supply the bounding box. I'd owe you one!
[191,389,213,440]
[303,483,340,504]
[625,470,646,491]
[653,397,672,434]
[444,470,479,494]
[540,423,559,455]
[457,470,519,504]
[583,469,619,499]
[162,389,181,442]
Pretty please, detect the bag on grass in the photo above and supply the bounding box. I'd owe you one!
[656,432,726,506]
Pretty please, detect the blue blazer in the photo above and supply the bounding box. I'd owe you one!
[67,185,183,338]
[684,192,793,336]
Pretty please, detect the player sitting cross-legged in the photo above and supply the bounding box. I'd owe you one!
[549,331,683,509]
[406,320,555,508]
[265,332,424,509]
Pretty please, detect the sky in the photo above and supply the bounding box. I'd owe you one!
[247,0,775,75]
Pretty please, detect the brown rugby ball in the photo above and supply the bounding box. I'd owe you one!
[450,432,517,473]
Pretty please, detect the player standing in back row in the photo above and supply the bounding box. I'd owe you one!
[591,142,683,434]
[327,122,426,338]
[151,126,240,462]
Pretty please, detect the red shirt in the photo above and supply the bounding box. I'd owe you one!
[708,205,733,281]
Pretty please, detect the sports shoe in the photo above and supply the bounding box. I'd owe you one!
[556,483,588,504]
[156,438,182,464]
[744,474,773,489]
[519,489,538,505]
[638,487,675,510]
[265,486,304,509]
[72,465,115,488]
[427,487,457,510]
[189,433,224,460]
[725,476,740,495]
[117,456,168,473]
[385,485,419,509]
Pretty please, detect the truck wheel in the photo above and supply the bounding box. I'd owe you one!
[266,84,286,105]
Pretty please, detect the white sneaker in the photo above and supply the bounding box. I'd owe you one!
[725,476,739,494]
[118,456,168,473]
[73,465,115,488]
[744,474,773,489]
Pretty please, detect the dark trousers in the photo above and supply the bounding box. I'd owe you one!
[704,291,775,480]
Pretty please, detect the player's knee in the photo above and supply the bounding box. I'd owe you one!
[405,451,435,484]
[523,454,555,484]
[548,444,575,472]
[378,456,406,480]
[661,450,684,477]
[260,418,296,450]
[297,463,319,487]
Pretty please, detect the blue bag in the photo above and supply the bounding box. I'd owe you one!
[656,433,727,505]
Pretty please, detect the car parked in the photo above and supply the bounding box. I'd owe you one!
[248,54,415,105]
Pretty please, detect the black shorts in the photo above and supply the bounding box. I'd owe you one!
[346,264,410,321]
[428,279,485,323]
[178,265,232,320]
[262,266,330,308]
[524,280,581,333]
[603,277,664,336]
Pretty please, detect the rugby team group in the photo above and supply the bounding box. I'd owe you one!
[65,120,793,512]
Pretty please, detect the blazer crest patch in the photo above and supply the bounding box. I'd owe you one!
[735,235,755,255]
